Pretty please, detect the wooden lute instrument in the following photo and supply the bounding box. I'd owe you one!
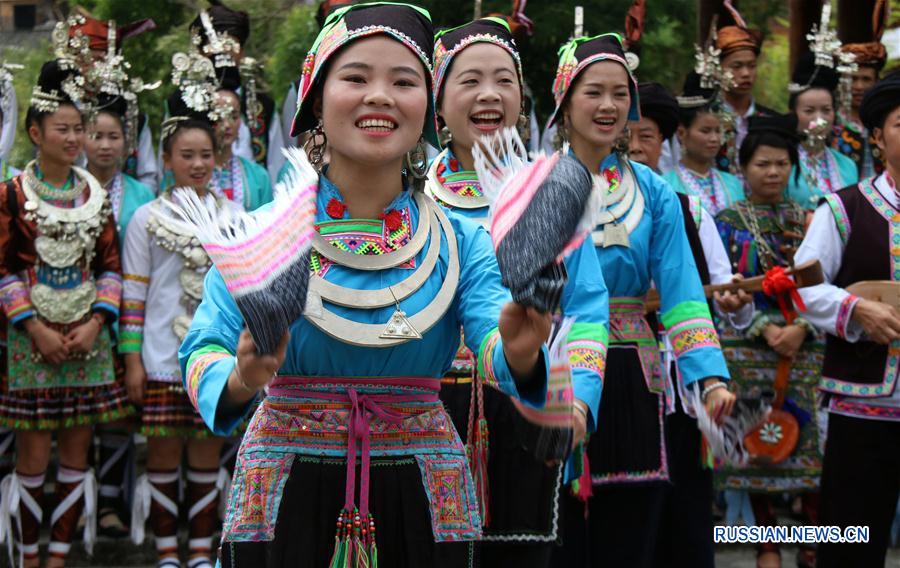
[845,281,900,307]
[740,262,818,465]
[743,356,800,465]
[643,260,824,313]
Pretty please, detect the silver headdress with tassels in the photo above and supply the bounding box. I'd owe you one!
[86,21,160,156]
[687,17,737,161]
[692,17,735,94]
[165,36,232,141]
[50,14,93,68]
[808,1,842,68]
[835,50,858,121]
[195,11,263,133]
[29,88,65,113]
[787,1,855,95]
[694,29,724,90]
[30,15,92,113]
[171,45,217,115]
[198,10,240,69]
[240,57,262,131]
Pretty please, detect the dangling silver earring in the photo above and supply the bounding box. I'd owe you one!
[554,119,569,151]
[439,125,452,147]
[516,111,529,145]
[304,119,327,170]
[615,124,631,156]
[405,136,428,182]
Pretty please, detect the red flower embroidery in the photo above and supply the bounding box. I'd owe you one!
[449,157,459,171]
[380,209,403,232]
[326,198,347,219]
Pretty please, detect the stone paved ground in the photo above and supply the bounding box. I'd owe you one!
[0,540,895,567]
[13,494,892,567]
[715,545,900,567]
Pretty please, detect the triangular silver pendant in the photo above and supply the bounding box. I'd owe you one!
[603,223,630,248]
[379,308,422,340]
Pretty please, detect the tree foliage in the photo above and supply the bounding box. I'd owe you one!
[755,18,790,112]
[266,3,320,106]
[4,39,51,166]
[71,0,193,138]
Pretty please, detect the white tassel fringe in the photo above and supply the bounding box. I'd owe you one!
[162,146,319,248]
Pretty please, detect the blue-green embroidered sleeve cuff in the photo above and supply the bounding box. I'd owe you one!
[662,300,730,386]
[567,325,608,432]
[185,348,254,436]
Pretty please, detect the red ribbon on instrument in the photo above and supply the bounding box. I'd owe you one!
[762,266,806,322]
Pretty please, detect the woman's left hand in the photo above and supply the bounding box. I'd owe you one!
[704,379,736,424]
[769,324,807,359]
[64,316,102,356]
[499,302,552,379]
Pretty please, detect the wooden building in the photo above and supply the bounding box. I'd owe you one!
[0,0,55,32]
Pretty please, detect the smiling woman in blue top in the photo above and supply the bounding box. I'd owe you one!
[427,17,609,568]
[178,4,557,567]
[545,33,734,568]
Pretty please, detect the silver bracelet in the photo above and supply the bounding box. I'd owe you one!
[573,400,589,420]
[700,381,728,403]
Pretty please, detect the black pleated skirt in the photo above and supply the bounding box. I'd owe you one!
[440,380,562,543]
[586,345,668,485]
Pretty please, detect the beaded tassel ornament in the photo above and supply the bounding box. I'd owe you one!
[473,127,601,314]
[163,147,317,353]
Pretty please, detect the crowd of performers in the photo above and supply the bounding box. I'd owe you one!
[0,0,899,567]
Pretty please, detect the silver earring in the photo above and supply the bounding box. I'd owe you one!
[304,119,327,170]
[516,112,529,145]
[615,125,631,155]
[405,137,428,181]
[553,122,568,151]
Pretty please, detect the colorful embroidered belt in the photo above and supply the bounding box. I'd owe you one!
[609,297,664,394]
[224,376,481,547]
